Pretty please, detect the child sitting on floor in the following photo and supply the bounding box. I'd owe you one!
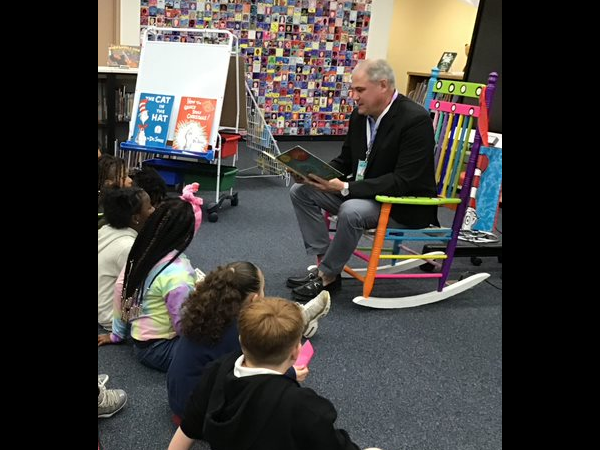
[168,297,382,450]
[167,261,331,419]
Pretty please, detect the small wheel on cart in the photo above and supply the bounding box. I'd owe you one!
[470,256,483,266]
[208,212,219,223]
[419,262,435,272]
[230,193,239,207]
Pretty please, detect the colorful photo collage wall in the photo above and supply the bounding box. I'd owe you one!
[140,0,372,136]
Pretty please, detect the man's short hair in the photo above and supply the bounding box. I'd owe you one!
[355,59,396,90]
[238,297,304,366]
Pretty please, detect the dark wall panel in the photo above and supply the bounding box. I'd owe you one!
[465,0,502,133]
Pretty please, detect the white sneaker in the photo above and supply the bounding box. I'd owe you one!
[195,268,206,283]
[300,290,331,338]
[98,374,109,387]
[98,383,127,419]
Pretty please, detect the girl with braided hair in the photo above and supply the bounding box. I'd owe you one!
[98,154,132,207]
[98,153,133,228]
[129,165,168,208]
[98,183,203,373]
[98,187,155,331]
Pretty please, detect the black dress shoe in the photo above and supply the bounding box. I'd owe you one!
[291,275,342,301]
[286,268,319,288]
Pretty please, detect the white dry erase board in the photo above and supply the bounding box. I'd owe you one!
[128,39,231,150]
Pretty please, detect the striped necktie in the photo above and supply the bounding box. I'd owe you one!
[367,116,377,152]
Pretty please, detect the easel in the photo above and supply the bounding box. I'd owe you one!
[119,27,242,223]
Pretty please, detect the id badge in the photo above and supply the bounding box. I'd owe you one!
[356,159,367,181]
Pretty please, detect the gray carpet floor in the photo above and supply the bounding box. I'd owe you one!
[98,140,502,450]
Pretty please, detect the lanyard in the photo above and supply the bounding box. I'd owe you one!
[365,91,398,159]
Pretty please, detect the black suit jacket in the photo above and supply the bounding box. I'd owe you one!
[329,94,438,228]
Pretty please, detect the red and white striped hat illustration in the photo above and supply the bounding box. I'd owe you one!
[139,99,149,114]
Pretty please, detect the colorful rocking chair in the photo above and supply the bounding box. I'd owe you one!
[347,69,499,309]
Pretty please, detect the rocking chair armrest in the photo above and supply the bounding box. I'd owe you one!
[375,195,462,206]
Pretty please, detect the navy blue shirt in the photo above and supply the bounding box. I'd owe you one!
[168,323,298,418]
[167,323,241,417]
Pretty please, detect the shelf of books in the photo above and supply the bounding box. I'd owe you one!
[98,67,138,154]
[405,71,463,107]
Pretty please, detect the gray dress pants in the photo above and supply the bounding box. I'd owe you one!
[290,183,381,277]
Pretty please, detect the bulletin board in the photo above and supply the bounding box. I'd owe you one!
[128,38,232,149]
[140,0,373,137]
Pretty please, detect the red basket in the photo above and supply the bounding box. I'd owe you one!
[219,133,241,159]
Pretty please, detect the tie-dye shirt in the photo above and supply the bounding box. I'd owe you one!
[110,251,196,343]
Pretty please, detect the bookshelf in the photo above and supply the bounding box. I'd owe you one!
[98,66,138,154]
[405,71,463,106]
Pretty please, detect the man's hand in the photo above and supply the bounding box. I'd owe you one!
[305,175,345,193]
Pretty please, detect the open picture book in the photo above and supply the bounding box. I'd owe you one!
[271,146,343,180]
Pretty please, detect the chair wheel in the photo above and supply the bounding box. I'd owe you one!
[470,257,482,266]
[420,262,435,272]
[208,212,218,222]
[231,193,239,206]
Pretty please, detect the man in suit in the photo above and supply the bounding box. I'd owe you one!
[287,59,438,302]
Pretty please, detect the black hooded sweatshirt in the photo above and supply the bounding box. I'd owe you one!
[180,352,361,450]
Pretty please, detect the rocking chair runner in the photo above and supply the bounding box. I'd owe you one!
[346,69,499,309]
